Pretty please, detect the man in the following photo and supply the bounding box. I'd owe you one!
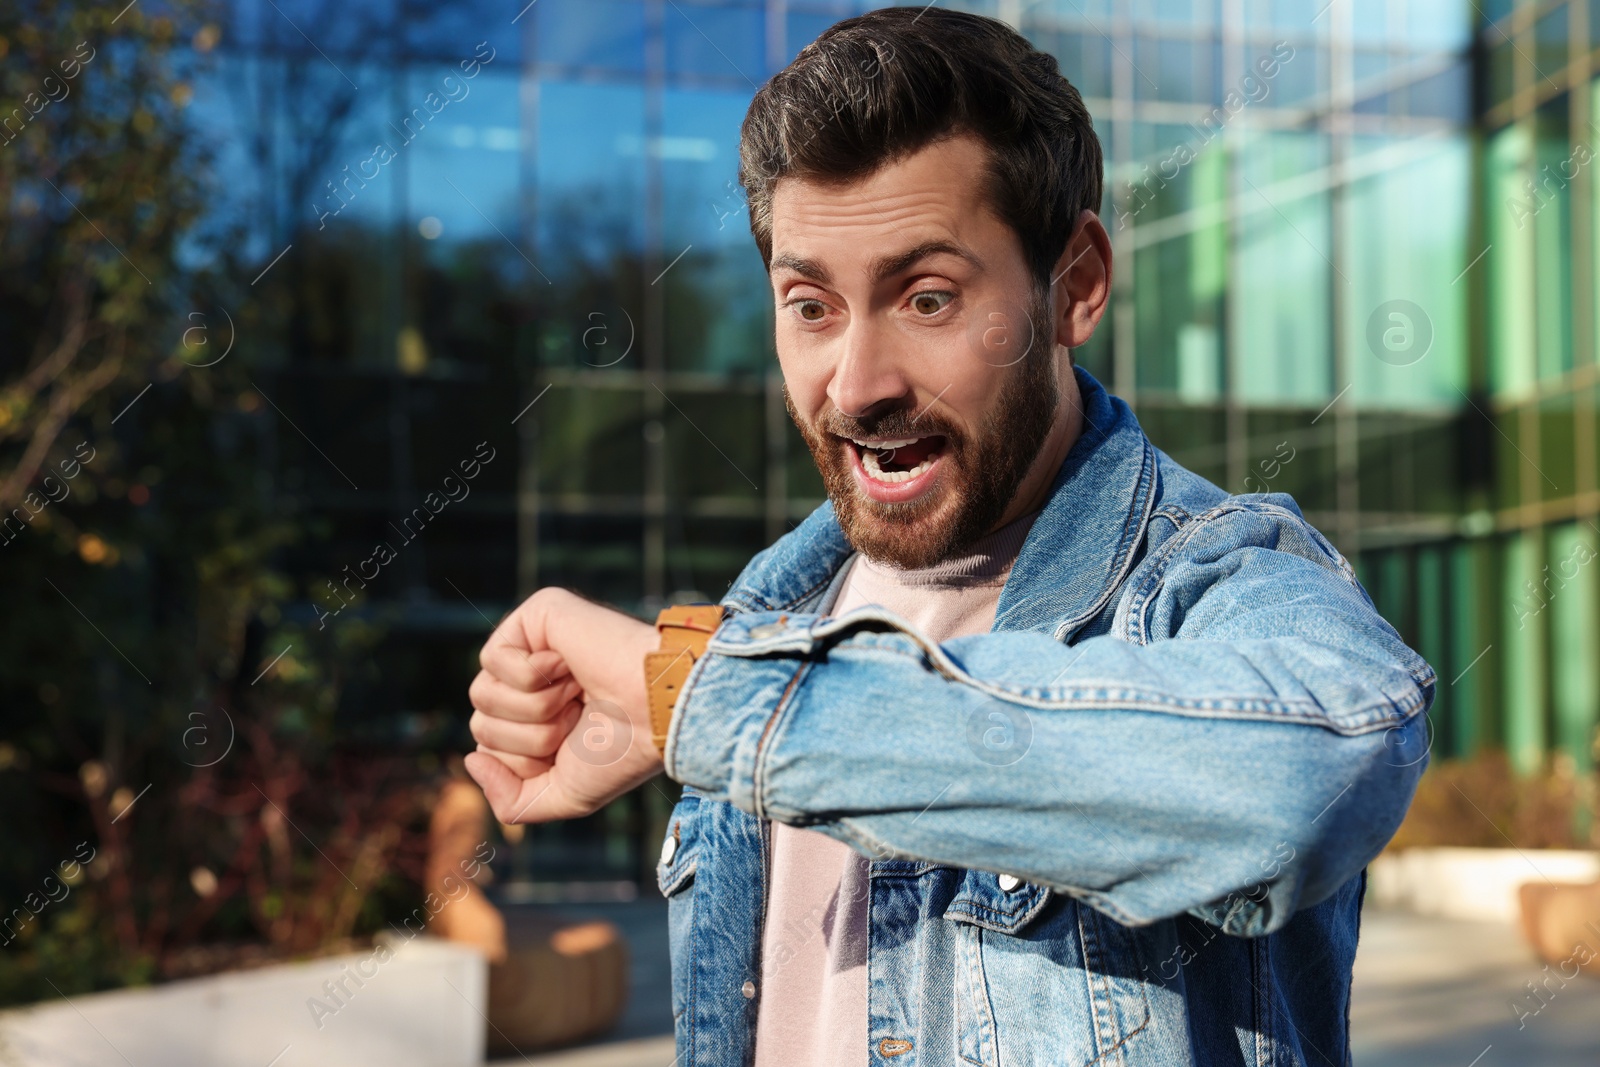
[465,8,1433,1065]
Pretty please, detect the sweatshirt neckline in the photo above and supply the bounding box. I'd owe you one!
[853,509,1040,586]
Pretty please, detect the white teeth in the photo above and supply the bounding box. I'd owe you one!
[850,436,922,449]
[861,445,937,484]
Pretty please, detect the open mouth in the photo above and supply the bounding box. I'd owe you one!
[852,436,945,482]
[843,434,949,501]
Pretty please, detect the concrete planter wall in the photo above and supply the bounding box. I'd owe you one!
[0,935,487,1067]
[1367,847,1600,922]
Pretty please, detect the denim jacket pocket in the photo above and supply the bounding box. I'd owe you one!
[657,789,702,1035]
[656,791,700,898]
[945,872,1153,1067]
[944,870,1053,1067]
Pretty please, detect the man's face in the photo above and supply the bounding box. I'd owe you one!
[769,133,1066,568]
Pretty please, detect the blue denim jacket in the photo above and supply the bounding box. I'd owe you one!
[658,367,1434,1067]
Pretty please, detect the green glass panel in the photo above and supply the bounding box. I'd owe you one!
[536,386,647,495]
[1488,36,1515,109]
[1234,131,1332,405]
[1376,549,1410,639]
[1537,392,1576,501]
[1487,122,1537,398]
[1344,135,1469,408]
[1134,234,1225,400]
[1416,546,1449,754]
[1533,94,1574,383]
[1547,522,1598,773]
[1593,79,1600,365]
[1449,539,1490,756]
[1534,8,1570,84]
[1501,531,1547,773]
[1137,403,1229,488]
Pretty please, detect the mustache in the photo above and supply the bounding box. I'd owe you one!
[817,404,963,445]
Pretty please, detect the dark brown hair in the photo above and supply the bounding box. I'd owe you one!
[739,7,1104,292]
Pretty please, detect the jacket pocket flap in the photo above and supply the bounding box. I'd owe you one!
[943,868,1052,934]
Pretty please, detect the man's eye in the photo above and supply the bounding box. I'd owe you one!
[910,291,953,315]
[793,300,827,322]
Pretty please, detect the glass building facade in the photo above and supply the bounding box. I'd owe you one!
[202,0,1597,880]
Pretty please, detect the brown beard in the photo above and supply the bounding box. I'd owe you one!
[784,291,1061,569]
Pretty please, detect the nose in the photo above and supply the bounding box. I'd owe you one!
[826,318,913,419]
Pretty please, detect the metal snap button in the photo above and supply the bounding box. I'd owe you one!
[741,980,756,999]
[997,873,1022,892]
[660,834,677,866]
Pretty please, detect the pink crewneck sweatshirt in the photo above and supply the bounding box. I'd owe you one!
[751,508,1039,1067]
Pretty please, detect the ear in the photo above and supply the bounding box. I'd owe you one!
[1051,210,1113,350]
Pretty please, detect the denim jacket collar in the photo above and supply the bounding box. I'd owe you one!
[722,366,1157,639]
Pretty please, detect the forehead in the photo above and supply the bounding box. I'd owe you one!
[768,134,1006,262]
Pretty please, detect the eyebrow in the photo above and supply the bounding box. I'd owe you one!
[770,239,986,287]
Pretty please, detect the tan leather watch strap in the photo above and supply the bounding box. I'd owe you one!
[646,604,725,755]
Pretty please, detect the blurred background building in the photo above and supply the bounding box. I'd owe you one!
[202,0,1597,886]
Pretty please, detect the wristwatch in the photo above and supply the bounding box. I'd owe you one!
[644,604,726,755]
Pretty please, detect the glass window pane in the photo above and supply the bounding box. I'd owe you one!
[1406,0,1474,49]
[1486,122,1536,397]
[1344,134,1469,408]
[1242,0,1322,30]
[1449,539,1492,756]
[1234,132,1332,405]
[534,0,647,72]
[1254,37,1321,108]
[404,0,522,64]
[1131,0,1220,28]
[406,67,522,252]
[1487,34,1516,109]
[1136,404,1230,489]
[1537,392,1576,501]
[1548,523,1599,773]
[662,388,764,501]
[536,82,647,277]
[661,88,770,374]
[1535,7,1570,84]
[1134,36,1215,103]
[1534,94,1574,382]
[1403,60,1471,122]
[538,386,647,496]
[1500,531,1547,773]
[664,2,766,84]
[1130,141,1226,401]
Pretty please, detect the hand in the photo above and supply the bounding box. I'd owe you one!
[464,588,662,824]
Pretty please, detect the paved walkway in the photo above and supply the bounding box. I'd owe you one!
[493,904,1600,1066]
[1350,909,1600,1067]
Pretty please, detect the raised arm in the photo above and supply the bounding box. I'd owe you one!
[664,502,1434,936]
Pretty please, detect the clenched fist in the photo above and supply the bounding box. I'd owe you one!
[464,588,663,824]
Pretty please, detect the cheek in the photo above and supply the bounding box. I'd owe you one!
[918,336,1010,430]
[775,345,830,418]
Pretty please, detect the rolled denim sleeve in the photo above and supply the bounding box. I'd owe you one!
[663,503,1434,935]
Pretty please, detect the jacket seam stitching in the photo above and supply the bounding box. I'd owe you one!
[799,641,1426,732]
[749,661,809,823]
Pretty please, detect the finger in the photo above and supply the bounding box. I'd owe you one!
[480,644,570,692]
[473,743,548,780]
[469,670,584,724]
[469,702,582,759]
[464,750,555,825]
[483,587,565,659]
